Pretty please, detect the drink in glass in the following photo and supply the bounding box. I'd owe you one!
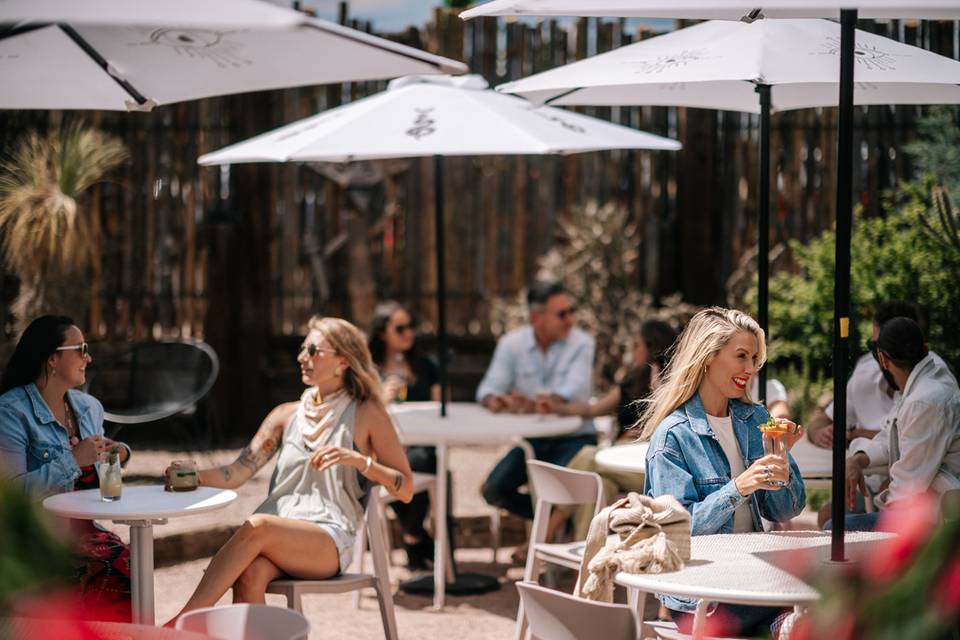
[760,417,789,488]
[165,459,199,492]
[96,450,122,501]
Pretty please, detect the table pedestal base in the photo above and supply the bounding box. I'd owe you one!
[399,573,500,598]
[117,518,165,625]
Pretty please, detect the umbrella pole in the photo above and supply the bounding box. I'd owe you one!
[756,84,771,405]
[434,154,448,417]
[831,8,858,563]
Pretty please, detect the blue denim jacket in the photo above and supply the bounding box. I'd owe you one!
[643,393,806,612]
[0,384,105,500]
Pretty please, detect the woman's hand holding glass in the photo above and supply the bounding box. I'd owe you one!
[383,375,408,403]
[71,435,109,467]
[735,454,790,496]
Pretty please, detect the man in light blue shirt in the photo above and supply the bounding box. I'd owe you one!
[477,280,596,519]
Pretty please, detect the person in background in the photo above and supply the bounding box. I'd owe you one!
[640,307,805,637]
[833,317,960,531]
[0,315,132,622]
[368,301,440,570]
[807,300,921,526]
[543,319,677,540]
[163,317,412,624]
[807,301,922,449]
[476,279,596,527]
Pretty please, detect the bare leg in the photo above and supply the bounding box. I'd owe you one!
[233,556,283,604]
[167,514,340,623]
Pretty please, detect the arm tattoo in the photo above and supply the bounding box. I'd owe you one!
[236,434,281,474]
[220,466,232,481]
[393,471,403,492]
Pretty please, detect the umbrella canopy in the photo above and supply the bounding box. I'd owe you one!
[0,0,304,28]
[461,0,960,19]
[498,19,960,112]
[0,1,467,111]
[198,74,681,164]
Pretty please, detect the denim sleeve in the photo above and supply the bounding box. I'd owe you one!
[553,337,594,402]
[475,337,516,401]
[0,407,81,500]
[646,431,747,536]
[756,453,806,522]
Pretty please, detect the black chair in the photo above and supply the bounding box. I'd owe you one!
[86,339,220,445]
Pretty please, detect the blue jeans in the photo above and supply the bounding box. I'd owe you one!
[824,511,880,531]
[482,434,596,519]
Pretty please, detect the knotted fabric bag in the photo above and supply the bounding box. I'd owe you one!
[575,492,691,602]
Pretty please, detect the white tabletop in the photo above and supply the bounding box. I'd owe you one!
[615,530,891,606]
[595,442,649,475]
[791,439,886,479]
[389,401,583,446]
[43,485,237,521]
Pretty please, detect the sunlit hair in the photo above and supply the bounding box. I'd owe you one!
[308,316,384,404]
[636,307,766,440]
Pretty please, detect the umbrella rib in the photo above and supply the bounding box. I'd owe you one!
[58,24,150,107]
[0,22,47,43]
[544,87,582,105]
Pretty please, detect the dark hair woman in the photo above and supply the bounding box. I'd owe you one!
[368,301,440,570]
[0,315,132,621]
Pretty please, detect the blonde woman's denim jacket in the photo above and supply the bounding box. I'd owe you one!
[0,383,105,500]
[643,393,806,612]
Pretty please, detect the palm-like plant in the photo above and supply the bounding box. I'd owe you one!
[0,122,127,332]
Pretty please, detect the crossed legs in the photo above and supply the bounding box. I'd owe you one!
[166,514,340,624]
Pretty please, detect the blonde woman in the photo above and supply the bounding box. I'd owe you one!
[639,308,805,637]
[164,317,412,624]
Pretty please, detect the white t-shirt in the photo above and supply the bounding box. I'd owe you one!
[706,413,754,533]
[749,378,789,408]
[825,353,897,431]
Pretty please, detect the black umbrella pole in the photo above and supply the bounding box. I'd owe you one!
[831,9,857,563]
[434,155,448,417]
[757,84,771,405]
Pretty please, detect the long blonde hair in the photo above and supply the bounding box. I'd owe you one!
[308,316,384,404]
[636,307,766,440]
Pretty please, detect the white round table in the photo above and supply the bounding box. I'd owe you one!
[389,401,582,608]
[790,439,886,489]
[595,442,649,475]
[615,530,892,638]
[43,485,236,625]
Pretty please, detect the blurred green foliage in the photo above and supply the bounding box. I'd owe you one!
[0,481,73,613]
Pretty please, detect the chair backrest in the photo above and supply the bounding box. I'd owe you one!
[175,603,310,640]
[527,460,605,508]
[87,338,220,424]
[516,581,638,640]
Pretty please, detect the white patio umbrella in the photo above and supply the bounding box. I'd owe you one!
[0,0,467,111]
[498,17,960,399]
[462,0,960,19]
[200,73,679,605]
[462,0,960,561]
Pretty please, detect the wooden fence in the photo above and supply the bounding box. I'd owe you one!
[0,9,956,438]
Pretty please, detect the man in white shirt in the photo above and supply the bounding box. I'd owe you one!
[477,280,596,519]
[807,301,920,449]
[837,318,960,530]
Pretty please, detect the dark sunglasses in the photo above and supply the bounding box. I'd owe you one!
[56,342,89,358]
[555,307,577,320]
[392,323,413,334]
[300,343,336,357]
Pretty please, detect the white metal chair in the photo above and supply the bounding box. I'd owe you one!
[175,603,309,640]
[352,472,454,607]
[514,460,606,640]
[265,499,399,640]
[516,581,638,640]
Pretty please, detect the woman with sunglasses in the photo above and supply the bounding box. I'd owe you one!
[164,316,412,624]
[368,301,440,570]
[0,315,132,621]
